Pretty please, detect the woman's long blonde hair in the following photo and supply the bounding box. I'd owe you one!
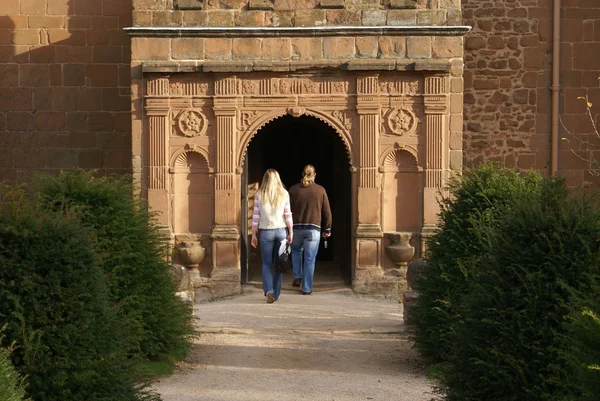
[258,169,286,208]
[301,164,316,187]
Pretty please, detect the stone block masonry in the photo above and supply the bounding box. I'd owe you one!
[132,0,461,28]
[462,0,600,187]
[0,0,132,183]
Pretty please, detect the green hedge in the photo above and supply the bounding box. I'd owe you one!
[442,178,600,401]
[410,163,543,363]
[35,170,194,360]
[568,281,600,400]
[0,187,157,401]
[0,341,29,401]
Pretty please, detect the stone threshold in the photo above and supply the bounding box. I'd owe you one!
[125,25,471,38]
[142,59,452,73]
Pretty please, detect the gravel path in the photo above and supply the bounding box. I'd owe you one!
[153,287,439,401]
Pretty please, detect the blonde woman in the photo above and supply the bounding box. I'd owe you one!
[289,164,332,295]
[251,169,293,303]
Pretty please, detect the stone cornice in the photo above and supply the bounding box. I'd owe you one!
[142,59,453,74]
[125,25,471,38]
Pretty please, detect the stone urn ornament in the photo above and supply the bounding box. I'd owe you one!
[385,232,415,274]
[176,240,205,269]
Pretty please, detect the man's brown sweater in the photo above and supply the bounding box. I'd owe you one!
[288,182,332,234]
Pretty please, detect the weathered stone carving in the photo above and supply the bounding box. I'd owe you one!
[175,109,208,137]
[407,81,419,95]
[383,148,418,170]
[173,149,209,171]
[239,110,264,130]
[385,232,415,269]
[169,80,209,97]
[378,78,420,96]
[241,80,258,95]
[273,78,349,95]
[332,110,352,130]
[385,107,418,136]
[287,106,306,117]
[176,241,206,268]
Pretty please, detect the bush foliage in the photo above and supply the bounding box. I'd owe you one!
[0,340,29,401]
[414,164,600,399]
[34,170,193,359]
[444,180,600,401]
[411,163,544,363]
[0,187,157,401]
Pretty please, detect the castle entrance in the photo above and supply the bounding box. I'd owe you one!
[241,115,352,289]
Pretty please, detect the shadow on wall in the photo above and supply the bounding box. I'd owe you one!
[0,0,132,184]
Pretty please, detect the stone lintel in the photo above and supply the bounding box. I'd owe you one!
[125,26,472,38]
[414,61,452,72]
[143,61,197,73]
[345,59,396,71]
[142,59,453,73]
[203,61,253,73]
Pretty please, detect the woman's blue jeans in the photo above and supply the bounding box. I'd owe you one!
[259,228,286,301]
[291,228,321,293]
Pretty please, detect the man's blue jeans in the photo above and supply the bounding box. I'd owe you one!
[291,228,321,293]
[259,228,286,301]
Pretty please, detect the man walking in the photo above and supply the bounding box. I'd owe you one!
[289,164,332,295]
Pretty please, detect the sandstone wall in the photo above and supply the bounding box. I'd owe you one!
[462,0,600,187]
[0,0,132,183]
[132,0,462,28]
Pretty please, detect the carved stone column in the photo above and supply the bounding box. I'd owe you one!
[422,74,449,251]
[145,77,171,227]
[211,76,241,288]
[354,74,384,286]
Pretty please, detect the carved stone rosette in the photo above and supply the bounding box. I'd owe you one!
[175,109,208,137]
[385,107,418,136]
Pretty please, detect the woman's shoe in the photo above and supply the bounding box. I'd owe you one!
[266,291,275,303]
[292,278,301,287]
[302,291,312,295]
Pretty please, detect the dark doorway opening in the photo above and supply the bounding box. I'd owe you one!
[241,115,352,288]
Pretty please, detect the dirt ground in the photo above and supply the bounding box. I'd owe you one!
[152,287,439,401]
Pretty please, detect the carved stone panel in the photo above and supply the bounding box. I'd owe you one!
[384,107,418,136]
[174,109,208,137]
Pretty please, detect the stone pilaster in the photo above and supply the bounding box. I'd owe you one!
[422,74,449,251]
[211,76,241,285]
[145,77,171,227]
[354,74,384,285]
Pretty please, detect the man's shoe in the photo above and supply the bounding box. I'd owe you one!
[266,291,275,304]
[292,278,301,287]
[302,291,312,295]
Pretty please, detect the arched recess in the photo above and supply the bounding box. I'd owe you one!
[379,145,420,172]
[237,108,356,171]
[170,148,214,235]
[380,146,423,233]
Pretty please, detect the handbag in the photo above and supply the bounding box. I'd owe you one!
[277,239,291,263]
[277,239,292,273]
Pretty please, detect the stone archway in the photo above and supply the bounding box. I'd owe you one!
[241,114,354,287]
